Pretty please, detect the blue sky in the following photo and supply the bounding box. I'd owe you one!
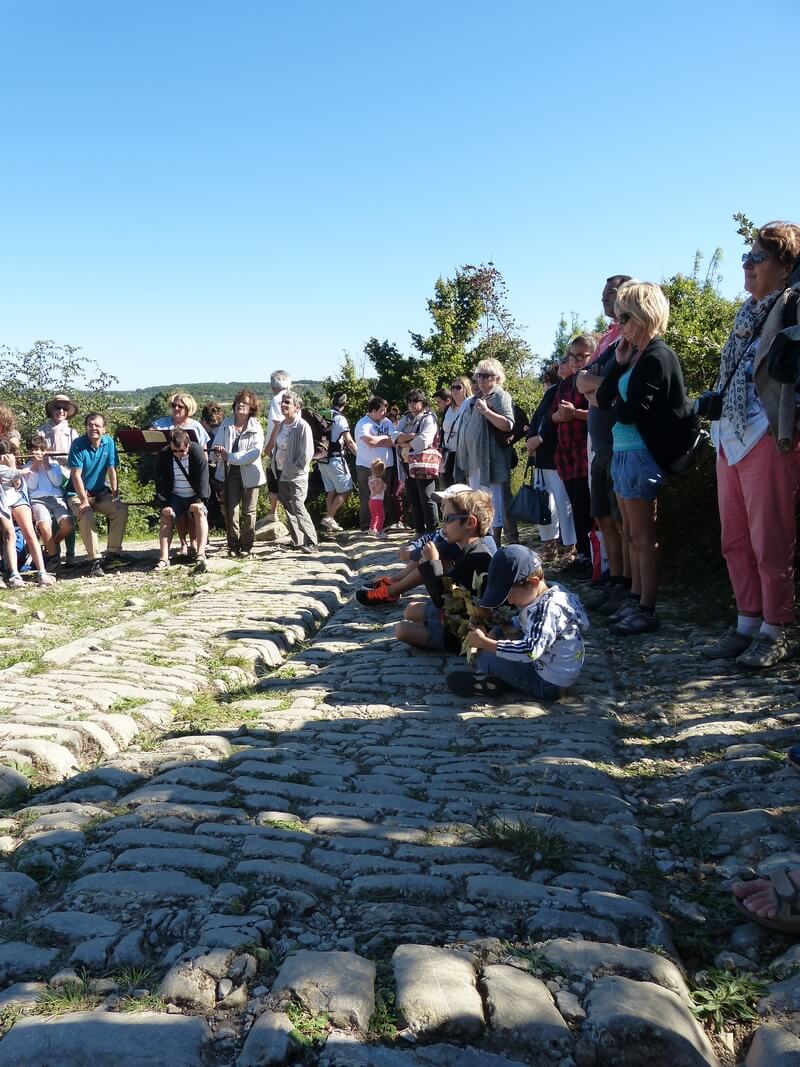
[1,0,796,390]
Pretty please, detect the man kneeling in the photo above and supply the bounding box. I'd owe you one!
[155,429,210,574]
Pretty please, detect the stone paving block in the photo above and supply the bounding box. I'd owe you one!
[582,975,719,1067]
[272,949,376,1029]
[113,846,229,875]
[540,938,690,1000]
[0,983,45,1012]
[236,1010,296,1066]
[0,944,59,984]
[235,858,340,891]
[480,963,573,1055]
[29,911,122,944]
[745,1022,800,1066]
[69,870,212,900]
[0,1011,212,1066]
[351,874,452,900]
[466,875,579,907]
[0,872,39,918]
[392,944,484,1039]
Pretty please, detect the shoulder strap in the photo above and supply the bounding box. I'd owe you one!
[172,451,202,498]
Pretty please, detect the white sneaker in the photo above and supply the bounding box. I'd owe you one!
[322,517,343,531]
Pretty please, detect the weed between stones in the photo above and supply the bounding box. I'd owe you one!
[469,815,569,875]
[35,979,101,1016]
[689,969,767,1032]
[285,1001,329,1049]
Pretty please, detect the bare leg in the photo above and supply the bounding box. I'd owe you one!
[0,515,16,574]
[190,502,209,558]
[35,519,57,557]
[394,600,431,647]
[13,505,48,573]
[159,508,175,563]
[624,497,659,608]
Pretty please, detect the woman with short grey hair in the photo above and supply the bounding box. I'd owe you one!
[271,392,318,554]
[455,357,515,545]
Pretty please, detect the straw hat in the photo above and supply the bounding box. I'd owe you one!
[44,394,78,420]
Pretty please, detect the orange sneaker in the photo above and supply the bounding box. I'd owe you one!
[356,583,399,606]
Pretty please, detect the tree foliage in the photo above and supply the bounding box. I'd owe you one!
[0,341,117,438]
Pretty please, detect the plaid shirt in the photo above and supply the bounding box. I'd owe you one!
[551,377,589,481]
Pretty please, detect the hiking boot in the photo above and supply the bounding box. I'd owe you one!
[356,583,399,607]
[700,627,753,659]
[736,632,789,670]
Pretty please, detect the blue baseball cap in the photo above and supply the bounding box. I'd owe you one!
[478,545,544,608]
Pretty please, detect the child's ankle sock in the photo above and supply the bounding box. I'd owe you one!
[760,622,783,641]
[737,615,762,637]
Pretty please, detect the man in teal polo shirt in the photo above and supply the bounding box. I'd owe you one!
[68,412,129,577]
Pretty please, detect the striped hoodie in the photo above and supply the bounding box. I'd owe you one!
[494,584,589,688]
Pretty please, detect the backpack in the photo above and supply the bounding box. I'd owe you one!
[489,400,530,448]
[301,408,334,462]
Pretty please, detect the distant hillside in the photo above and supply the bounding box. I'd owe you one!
[108,380,325,408]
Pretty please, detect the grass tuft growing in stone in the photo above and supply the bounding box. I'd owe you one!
[689,969,767,1032]
[119,993,167,1013]
[469,815,569,875]
[35,979,101,1016]
[0,1006,21,1036]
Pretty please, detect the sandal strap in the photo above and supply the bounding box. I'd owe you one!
[771,868,800,921]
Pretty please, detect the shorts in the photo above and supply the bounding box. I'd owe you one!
[31,496,71,525]
[590,449,621,522]
[410,534,462,564]
[423,600,460,653]
[318,455,353,493]
[611,448,664,501]
[165,494,206,519]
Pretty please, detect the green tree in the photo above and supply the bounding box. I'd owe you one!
[323,352,373,420]
[550,312,591,361]
[662,250,740,396]
[0,341,117,438]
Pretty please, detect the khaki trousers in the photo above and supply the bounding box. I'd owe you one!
[70,494,129,560]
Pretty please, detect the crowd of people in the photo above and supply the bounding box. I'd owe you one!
[1,220,799,682]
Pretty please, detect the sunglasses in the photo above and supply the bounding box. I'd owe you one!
[171,403,187,410]
[441,513,469,524]
[450,383,464,390]
[52,405,70,412]
[742,250,772,266]
[475,372,494,378]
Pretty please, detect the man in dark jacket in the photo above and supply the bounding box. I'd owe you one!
[154,428,210,573]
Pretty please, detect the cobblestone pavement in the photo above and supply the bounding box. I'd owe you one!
[0,533,798,1066]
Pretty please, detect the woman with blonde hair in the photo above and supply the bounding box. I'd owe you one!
[211,389,266,557]
[455,357,516,545]
[151,392,210,448]
[596,281,695,636]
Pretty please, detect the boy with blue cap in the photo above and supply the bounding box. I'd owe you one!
[447,544,588,701]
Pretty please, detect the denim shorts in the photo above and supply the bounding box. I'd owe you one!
[424,600,460,653]
[611,448,664,501]
[168,494,206,519]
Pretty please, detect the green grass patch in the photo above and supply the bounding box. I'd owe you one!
[109,697,148,714]
[285,1002,329,1049]
[35,979,101,1016]
[501,941,560,977]
[469,815,569,875]
[118,993,167,1013]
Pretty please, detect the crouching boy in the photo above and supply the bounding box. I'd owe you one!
[394,490,496,652]
[447,544,588,701]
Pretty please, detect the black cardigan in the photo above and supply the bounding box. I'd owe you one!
[155,442,210,501]
[595,337,698,469]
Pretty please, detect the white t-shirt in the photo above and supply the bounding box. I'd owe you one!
[266,390,286,445]
[354,414,395,469]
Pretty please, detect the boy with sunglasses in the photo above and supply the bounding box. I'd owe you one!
[447,544,588,700]
[394,490,496,652]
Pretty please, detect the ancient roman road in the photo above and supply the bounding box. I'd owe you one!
[0,534,798,1066]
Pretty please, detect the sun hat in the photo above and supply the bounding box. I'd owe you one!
[45,394,78,420]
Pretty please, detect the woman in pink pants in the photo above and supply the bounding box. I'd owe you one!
[701,221,800,669]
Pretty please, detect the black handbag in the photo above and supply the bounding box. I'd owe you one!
[508,463,551,525]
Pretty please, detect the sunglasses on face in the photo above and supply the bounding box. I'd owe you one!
[475,372,494,379]
[450,383,464,390]
[441,513,468,524]
[742,251,772,266]
[52,405,69,412]
[171,403,187,410]
[170,448,188,455]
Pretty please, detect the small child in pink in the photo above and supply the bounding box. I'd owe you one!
[368,459,387,538]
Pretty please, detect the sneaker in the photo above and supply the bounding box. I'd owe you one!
[446,670,511,698]
[192,556,208,574]
[736,632,789,670]
[7,573,25,589]
[356,584,399,607]
[104,552,125,568]
[583,583,614,610]
[610,609,660,636]
[376,531,388,540]
[700,627,753,660]
[595,584,629,616]
[239,549,252,559]
[36,572,56,587]
[89,560,105,578]
[321,517,343,532]
[300,545,318,555]
[608,599,640,624]
[368,575,394,590]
